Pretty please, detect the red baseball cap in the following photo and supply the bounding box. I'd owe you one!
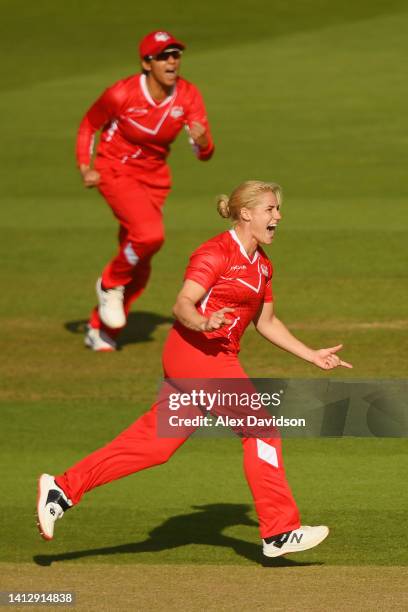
[139,30,186,59]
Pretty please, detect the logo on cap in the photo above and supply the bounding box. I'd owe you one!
[154,32,171,42]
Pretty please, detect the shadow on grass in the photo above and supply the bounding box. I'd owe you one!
[65,311,173,346]
[34,503,322,568]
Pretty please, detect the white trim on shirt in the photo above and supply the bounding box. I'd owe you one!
[235,259,263,294]
[229,229,259,264]
[200,288,213,314]
[140,74,175,108]
[123,75,177,135]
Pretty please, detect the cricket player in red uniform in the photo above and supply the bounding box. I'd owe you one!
[37,181,352,558]
[76,30,214,351]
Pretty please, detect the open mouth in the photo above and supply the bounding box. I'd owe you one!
[266,224,277,232]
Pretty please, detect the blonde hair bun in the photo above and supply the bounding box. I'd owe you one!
[216,181,282,223]
[216,194,230,219]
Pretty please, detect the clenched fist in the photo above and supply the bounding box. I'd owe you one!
[200,307,235,332]
[80,165,100,188]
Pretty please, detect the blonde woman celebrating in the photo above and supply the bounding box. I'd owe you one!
[37,181,352,558]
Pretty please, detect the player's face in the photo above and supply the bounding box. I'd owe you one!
[143,48,182,89]
[246,191,282,245]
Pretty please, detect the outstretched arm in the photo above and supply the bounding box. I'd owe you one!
[254,302,353,370]
[173,280,234,332]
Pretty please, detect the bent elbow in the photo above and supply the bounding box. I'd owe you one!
[172,302,179,320]
[172,296,185,321]
[199,148,214,161]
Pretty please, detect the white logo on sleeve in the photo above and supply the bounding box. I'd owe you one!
[260,264,269,277]
[155,32,171,42]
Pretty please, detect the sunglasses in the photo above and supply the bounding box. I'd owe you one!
[152,49,183,61]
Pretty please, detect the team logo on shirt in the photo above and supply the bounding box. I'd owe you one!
[260,264,269,277]
[126,107,149,117]
[155,32,171,42]
[229,264,247,272]
[170,106,184,119]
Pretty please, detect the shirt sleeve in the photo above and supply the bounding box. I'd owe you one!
[184,85,215,161]
[263,261,274,303]
[75,84,121,167]
[184,242,225,291]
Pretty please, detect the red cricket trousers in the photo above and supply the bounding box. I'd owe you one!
[89,162,170,335]
[56,326,300,539]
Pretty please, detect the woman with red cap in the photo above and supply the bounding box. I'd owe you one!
[76,30,214,351]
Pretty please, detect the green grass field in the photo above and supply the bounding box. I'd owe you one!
[1,1,408,609]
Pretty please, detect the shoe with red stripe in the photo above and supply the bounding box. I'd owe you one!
[36,474,72,541]
[84,325,117,352]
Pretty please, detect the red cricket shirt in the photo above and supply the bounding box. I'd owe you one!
[179,229,274,353]
[76,74,214,184]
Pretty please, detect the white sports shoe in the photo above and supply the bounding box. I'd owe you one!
[84,325,117,352]
[263,525,329,558]
[96,278,126,329]
[36,474,72,541]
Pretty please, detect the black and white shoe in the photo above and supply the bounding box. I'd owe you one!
[36,474,72,541]
[263,525,329,558]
